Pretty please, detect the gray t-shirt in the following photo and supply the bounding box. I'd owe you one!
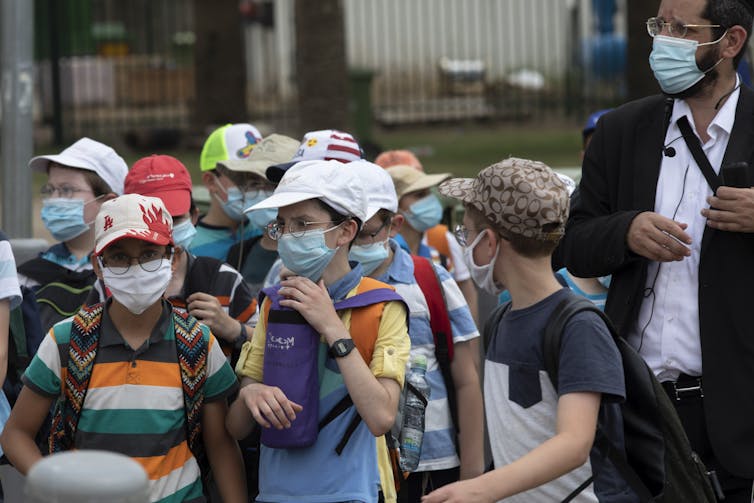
[484,288,637,502]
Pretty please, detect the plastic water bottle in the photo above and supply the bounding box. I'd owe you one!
[399,355,430,472]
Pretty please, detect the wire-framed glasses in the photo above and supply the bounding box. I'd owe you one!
[99,250,172,275]
[646,17,720,38]
[266,219,339,241]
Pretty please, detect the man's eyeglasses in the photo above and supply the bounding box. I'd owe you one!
[646,17,721,38]
[356,218,391,245]
[453,224,470,247]
[99,250,172,275]
[266,219,342,241]
[40,184,93,199]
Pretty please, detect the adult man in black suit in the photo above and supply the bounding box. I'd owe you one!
[560,0,754,501]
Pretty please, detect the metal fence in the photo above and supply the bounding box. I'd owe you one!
[32,0,628,144]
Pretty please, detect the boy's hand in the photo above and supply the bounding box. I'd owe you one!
[186,292,237,341]
[239,382,303,430]
[278,276,343,342]
[422,480,494,503]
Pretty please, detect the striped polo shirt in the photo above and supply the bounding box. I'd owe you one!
[376,240,479,472]
[23,301,239,503]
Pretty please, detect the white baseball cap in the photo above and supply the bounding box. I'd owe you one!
[245,159,367,222]
[29,137,129,195]
[94,194,174,254]
[346,160,398,220]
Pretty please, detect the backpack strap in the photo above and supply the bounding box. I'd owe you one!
[172,309,208,459]
[543,294,614,389]
[541,294,655,503]
[411,256,457,432]
[49,303,104,454]
[482,301,512,356]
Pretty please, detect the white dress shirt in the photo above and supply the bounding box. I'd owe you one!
[627,80,740,382]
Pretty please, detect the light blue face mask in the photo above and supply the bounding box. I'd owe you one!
[349,239,390,276]
[598,275,612,289]
[172,219,197,250]
[277,224,341,281]
[41,198,92,242]
[649,33,725,94]
[218,186,248,223]
[244,191,277,230]
[404,194,443,232]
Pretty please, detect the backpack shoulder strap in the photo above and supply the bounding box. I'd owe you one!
[172,308,208,459]
[335,277,405,365]
[49,303,104,454]
[411,256,453,363]
[183,255,223,299]
[483,301,512,356]
[543,294,609,390]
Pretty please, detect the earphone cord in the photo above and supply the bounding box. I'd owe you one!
[637,163,690,352]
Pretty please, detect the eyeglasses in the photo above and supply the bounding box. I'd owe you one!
[646,17,721,38]
[40,184,93,199]
[266,219,342,241]
[99,250,172,275]
[356,218,391,245]
[453,224,470,247]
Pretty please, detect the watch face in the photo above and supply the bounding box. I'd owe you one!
[336,341,347,353]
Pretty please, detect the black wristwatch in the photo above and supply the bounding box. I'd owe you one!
[329,338,356,358]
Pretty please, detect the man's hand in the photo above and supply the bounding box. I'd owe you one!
[239,382,303,430]
[703,186,754,232]
[186,292,237,341]
[422,479,494,503]
[278,276,344,343]
[626,212,691,262]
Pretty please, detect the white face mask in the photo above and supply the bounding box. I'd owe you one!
[101,258,173,315]
[463,230,503,295]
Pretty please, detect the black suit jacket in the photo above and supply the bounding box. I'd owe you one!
[560,87,754,477]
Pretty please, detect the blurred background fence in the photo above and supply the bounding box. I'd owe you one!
[26,0,629,146]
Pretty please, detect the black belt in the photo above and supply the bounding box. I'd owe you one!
[661,373,704,401]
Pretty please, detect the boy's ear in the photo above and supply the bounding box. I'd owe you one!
[201,171,217,190]
[336,219,359,247]
[170,248,180,274]
[389,214,404,237]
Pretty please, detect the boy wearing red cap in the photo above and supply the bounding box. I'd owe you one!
[1,194,246,502]
[88,155,257,363]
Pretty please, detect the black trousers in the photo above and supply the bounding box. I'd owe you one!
[397,467,460,502]
[663,374,753,503]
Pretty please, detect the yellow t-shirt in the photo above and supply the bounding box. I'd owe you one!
[235,282,410,502]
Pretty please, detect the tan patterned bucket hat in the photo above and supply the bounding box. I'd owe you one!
[438,157,570,241]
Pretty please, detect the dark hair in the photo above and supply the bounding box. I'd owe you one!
[704,0,753,67]
[48,162,114,197]
[465,205,559,258]
[314,199,362,249]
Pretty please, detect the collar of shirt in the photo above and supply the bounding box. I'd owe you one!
[378,239,415,285]
[326,261,364,302]
[41,242,92,270]
[99,298,172,348]
[668,75,740,145]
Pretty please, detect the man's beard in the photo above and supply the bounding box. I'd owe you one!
[667,46,721,100]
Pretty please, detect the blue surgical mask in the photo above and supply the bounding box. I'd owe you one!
[172,219,197,250]
[244,191,277,229]
[217,186,248,222]
[41,198,93,242]
[649,33,725,94]
[277,225,341,281]
[404,194,443,232]
[349,239,390,276]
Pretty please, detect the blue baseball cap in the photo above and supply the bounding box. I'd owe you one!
[582,109,612,139]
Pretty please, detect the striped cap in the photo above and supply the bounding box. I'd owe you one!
[266,129,363,182]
